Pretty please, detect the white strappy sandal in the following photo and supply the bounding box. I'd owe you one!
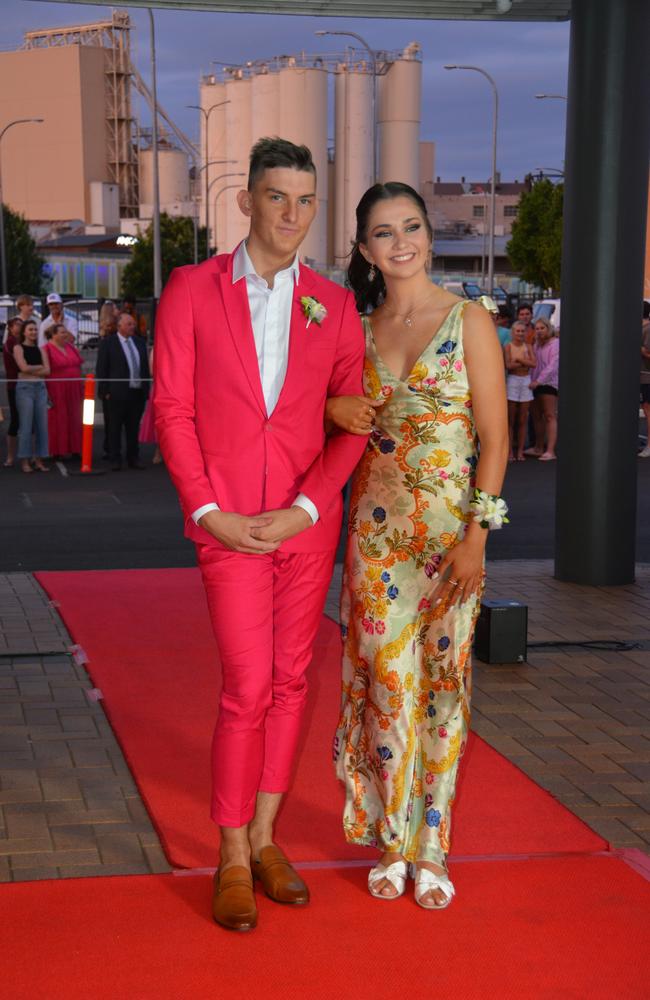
[411,864,455,910]
[368,860,409,900]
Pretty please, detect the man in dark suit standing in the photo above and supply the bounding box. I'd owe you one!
[97,311,150,470]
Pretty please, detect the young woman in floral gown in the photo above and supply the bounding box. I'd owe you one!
[327,183,509,909]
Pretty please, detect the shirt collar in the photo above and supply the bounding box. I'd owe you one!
[232,240,300,287]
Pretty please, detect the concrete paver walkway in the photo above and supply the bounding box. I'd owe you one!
[1,562,649,881]
[0,575,169,882]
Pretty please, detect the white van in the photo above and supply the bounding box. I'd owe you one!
[533,298,561,331]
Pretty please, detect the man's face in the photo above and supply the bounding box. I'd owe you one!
[518,307,532,326]
[19,301,33,319]
[50,303,63,321]
[118,314,136,338]
[239,167,317,260]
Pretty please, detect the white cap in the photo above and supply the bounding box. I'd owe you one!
[46,292,62,304]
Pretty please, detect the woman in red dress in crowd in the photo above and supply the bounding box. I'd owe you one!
[43,323,84,458]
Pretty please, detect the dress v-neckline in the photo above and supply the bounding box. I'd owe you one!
[366,299,463,385]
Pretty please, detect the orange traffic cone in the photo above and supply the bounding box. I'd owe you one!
[81,373,95,473]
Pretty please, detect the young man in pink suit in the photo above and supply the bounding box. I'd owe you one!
[154,138,366,931]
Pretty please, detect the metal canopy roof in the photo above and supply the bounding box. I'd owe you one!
[35,1,572,21]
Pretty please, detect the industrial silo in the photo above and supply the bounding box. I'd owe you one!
[334,62,373,267]
[277,64,328,267]
[139,145,190,207]
[216,73,251,253]
[199,76,228,242]
[251,67,280,140]
[377,43,422,190]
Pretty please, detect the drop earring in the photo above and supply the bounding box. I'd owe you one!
[368,264,376,282]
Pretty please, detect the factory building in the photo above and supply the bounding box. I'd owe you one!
[0,11,196,246]
[0,13,138,227]
[428,179,529,237]
[1,12,437,277]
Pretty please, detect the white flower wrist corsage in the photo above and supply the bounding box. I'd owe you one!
[300,295,327,328]
[469,488,510,530]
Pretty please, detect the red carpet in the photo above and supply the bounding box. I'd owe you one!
[37,569,606,869]
[4,858,650,999]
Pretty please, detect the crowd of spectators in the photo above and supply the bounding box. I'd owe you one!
[4,291,649,471]
[486,300,560,462]
[1,294,159,472]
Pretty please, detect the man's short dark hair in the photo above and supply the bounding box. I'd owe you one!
[248,137,316,191]
[518,301,533,315]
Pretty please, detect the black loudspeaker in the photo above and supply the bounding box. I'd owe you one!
[474,600,528,664]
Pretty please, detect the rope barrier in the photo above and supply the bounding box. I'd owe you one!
[0,377,153,383]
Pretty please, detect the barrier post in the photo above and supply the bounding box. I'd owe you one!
[81,373,95,473]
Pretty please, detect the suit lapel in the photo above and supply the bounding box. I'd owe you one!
[217,253,267,417]
[274,267,315,412]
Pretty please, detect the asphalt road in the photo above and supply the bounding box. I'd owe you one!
[1,428,649,572]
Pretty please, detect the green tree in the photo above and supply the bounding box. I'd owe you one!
[506,178,563,292]
[1,204,47,295]
[121,213,206,298]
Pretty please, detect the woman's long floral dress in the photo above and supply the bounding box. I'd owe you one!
[334,299,483,869]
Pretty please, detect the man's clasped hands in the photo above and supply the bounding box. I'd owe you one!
[198,507,312,554]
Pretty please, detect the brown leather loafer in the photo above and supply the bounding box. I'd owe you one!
[253,845,309,905]
[212,865,257,931]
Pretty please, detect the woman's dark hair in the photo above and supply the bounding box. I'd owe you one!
[248,137,316,190]
[18,319,37,344]
[7,316,22,336]
[347,182,433,313]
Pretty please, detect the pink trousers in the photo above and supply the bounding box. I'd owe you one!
[196,544,335,828]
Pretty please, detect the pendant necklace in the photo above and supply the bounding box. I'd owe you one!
[382,290,436,328]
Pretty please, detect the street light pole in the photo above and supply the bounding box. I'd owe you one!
[0,118,44,295]
[207,172,245,253]
[187,101,230,258]
[147,10,162,302]
[212,184,244,255]
[445,65,499,294]
[315,29,377,183]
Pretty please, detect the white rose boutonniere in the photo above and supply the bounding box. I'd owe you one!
[300,295,328,329]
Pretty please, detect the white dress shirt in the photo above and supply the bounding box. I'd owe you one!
[117,333,142,388]
[38,313,78,348]
[191,241,319,526]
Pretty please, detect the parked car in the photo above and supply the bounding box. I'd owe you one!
[438,281,469,298]
[462,281,485,300]
[65,299,101,349]
[533,298,561,331]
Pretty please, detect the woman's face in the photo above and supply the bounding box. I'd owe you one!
[535,320,550,343]
[361,196,431,282]
[23,321,37,343]
[52,324,68,345]
[511,321,526,344]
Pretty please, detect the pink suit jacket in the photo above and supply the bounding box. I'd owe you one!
[153,249,367,553]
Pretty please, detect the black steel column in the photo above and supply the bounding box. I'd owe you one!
[555,0,650,585]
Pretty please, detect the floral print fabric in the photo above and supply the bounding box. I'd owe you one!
[334,300,483,867]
